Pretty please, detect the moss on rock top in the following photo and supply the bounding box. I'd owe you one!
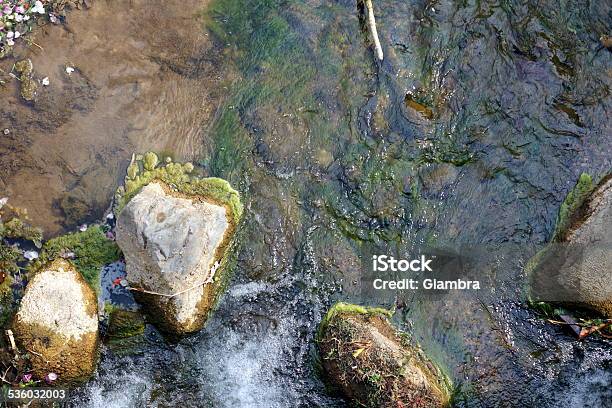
[29,226,121,293]
[116,152,243,227]
[318,302,451,408]
[552,172,594,242]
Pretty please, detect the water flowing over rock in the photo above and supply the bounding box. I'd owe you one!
[317,303,451,408]
[116,181,237,334]
[13,258,99,384]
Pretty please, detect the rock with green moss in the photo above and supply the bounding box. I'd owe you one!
[529,174,612,317]
[115,152,242,335]
[317,302,451,408]
[13,259,99,384]
[553,173,594,242]
[0,217,43,247]
[106,309,145,338]
[30,226,121,293]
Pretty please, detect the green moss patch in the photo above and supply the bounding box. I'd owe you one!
[106,309,145,339]
[317,302,392,342]
[0,205,44,328]
[115,152,243,226]
[0,274,14,328]
[29,226,121,293]
[0,218,43,247]
[553,172,594,241]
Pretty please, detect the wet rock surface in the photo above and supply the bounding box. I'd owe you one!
[561,176,612,316]
[318,303,451,408]
[116,182,232,334]
[13,258,99,384]
[531,176,612,317]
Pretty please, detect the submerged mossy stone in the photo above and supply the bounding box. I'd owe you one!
[529,174,612,317]
[105,309,146,355]
[19,76,38,101]
[318,303,451,408]
[14,59,33,76]
[107,309,145,338]
[14,59,37,101]
[553,172,594,242]
[13,259,99,384]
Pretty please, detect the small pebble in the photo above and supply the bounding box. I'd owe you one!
[23,250,39,261]
[65,66,75,75]
[45,372,58,384]
[3,129,9,135]
[79,224,88,232]
[41,77,49,86]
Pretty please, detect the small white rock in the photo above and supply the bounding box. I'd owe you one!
[0,197,8,208]
[65,66,75,75]
[78,224,88,232]
[3,129,9,135]
[106,213,115,220]
[41,77,50,86]
[23,251,39,261]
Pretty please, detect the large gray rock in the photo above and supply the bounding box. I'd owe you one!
[561,177,612,316]
[116,182,231,334]
[530,176,612,317]
[13,259,99,384]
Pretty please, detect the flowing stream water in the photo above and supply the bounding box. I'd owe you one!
[1,0,611,407]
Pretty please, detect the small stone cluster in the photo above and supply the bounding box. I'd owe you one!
[7,152,243,383]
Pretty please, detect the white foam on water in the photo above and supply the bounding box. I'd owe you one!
[562,368,612,408]
[76,359,154,408]
[196,324,294,407]
[194,297,301,407]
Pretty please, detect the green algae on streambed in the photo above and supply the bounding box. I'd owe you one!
[1,0,611,406]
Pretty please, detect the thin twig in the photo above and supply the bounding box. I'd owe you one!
[25,39,44,51]
[5,330,16,352]
[0,366,12,385]
[365,0,383,60]
[128,262,219,298]
[26,348,50,364]
[579,322,612,340]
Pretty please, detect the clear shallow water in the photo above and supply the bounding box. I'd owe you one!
[2,0,610,406]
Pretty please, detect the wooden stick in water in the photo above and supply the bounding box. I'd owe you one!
[365,0,384,60]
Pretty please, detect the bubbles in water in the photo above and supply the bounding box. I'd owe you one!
[72,358,153,408]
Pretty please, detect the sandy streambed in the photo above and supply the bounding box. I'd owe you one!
[0,0,226,235]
